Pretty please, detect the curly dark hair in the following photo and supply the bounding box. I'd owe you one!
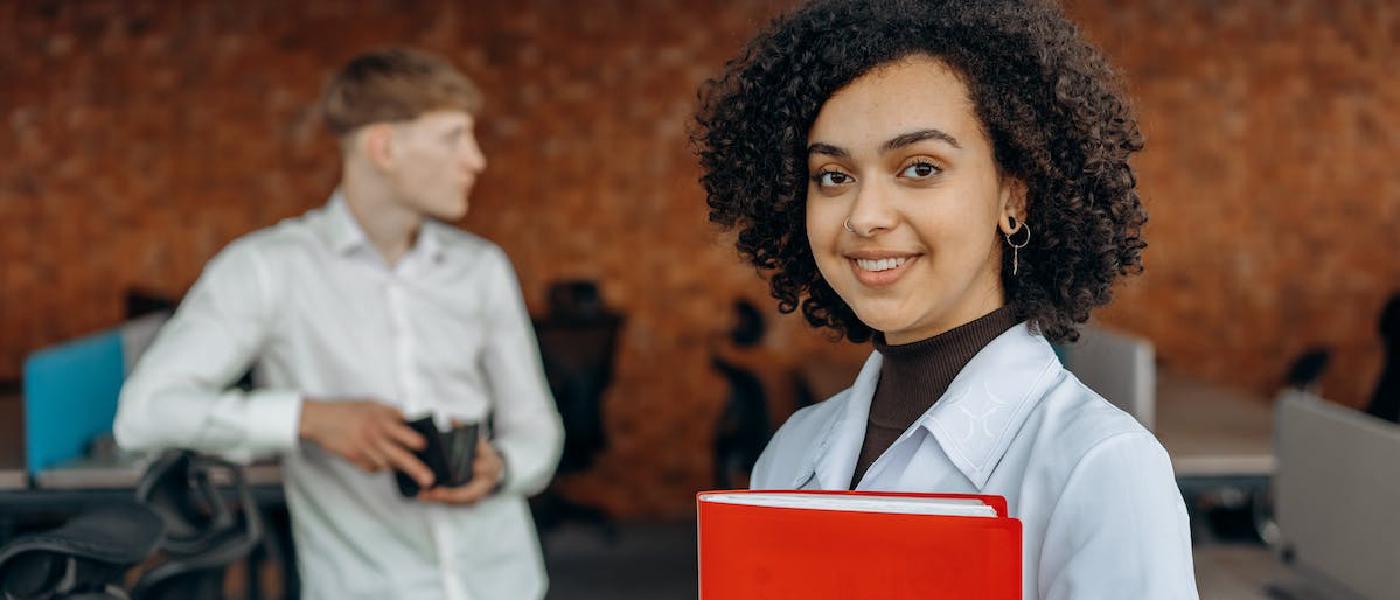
[693,0,1146,343]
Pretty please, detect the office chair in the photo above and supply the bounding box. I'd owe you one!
[0,504,165,600]
[130,451,263,600]
[530,281,623,540]
[0,451,262,600]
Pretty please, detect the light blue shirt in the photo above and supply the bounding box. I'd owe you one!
[751,323,1199,599]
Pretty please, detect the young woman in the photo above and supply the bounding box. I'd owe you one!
[693,1,1198,597]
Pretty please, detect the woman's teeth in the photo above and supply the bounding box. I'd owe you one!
[854,257,909,272]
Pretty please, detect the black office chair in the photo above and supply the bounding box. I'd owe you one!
[0,451,262,600]
[0,504,165,600]
[530,281,623,540]
[122,289,178,321]
[130,451,263,600]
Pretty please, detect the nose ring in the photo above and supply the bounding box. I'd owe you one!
[844,219,855,233]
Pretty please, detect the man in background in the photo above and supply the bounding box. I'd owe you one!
[115,48,563,600]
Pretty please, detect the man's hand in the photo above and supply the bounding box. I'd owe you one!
[298,399,434,487]
[417,437,504,505]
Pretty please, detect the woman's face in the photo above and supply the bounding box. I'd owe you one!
[805,55,1024,344]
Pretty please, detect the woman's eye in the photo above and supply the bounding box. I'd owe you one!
[900,161,941,179]
[814,171,852,187]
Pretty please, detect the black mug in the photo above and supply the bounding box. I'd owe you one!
[394,416,480,498]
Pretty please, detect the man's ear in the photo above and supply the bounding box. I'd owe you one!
[357,124,396,171]
[999,176,1029,233]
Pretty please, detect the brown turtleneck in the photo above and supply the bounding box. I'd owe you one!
[850,306,1020,488]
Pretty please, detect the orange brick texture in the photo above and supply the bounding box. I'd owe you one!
[0,0,1395,517]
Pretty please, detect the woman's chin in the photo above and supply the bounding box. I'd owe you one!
[852,311,916,340]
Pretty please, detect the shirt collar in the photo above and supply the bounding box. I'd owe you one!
[321,192,369,255]
[319,191,448,264]
[917,323,1061,489]
[804,322,1061,491]
[415,220,447,264]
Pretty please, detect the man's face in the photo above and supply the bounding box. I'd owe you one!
[385,110,487,221]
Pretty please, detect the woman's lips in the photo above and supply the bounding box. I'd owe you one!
[848,255,920,287]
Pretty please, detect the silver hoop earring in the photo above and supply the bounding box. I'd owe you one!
[1005,222,1031,275]
[844,219,856,233]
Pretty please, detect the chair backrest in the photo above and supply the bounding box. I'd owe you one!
[534,314,623,473]
[1059,323,1156,430]
[22,314,171,475]
[131,451,263,600]
[1275,391,1400,599]
[23,332,125,475]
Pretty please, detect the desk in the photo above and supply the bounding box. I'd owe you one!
[1155,371,1275,482]
[1154,372,1276,545]
[0,395,29,491]
[0,469,27,490]
[2,457,286,520]
[35,456,283,491]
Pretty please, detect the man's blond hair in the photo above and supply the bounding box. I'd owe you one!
[321,47,482,137]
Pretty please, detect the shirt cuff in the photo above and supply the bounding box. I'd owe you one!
[242,389,304,452]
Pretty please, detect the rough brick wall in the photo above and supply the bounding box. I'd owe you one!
[1068,0,1399,412]
[1,0,1395,516]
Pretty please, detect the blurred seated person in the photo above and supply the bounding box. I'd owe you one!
[114,48,563,600]
[1366,292,1400,423]
[708,299,801,488]
[1283,347,1331,394]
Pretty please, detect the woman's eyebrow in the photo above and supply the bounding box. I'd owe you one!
[807,128,962,159]
[807,142,849,158]
[882,128,962,152]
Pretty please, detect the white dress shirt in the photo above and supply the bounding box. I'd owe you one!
[115,195,564,600]
[751,323,1199,599]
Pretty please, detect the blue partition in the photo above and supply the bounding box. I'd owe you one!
[22,331,126,474]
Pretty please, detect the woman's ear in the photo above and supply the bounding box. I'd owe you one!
[998,177,1029,234]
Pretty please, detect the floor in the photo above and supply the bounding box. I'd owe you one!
[543,522,697,600]
[541,522,1322,600]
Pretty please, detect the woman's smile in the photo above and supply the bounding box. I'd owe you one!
[846,252,922,287]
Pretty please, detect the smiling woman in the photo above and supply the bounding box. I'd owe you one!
[804,56,1019,345]
[693,1,1196,598]
[695,0,1145,346]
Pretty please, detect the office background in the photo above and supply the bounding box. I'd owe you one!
[0,0,1395,520]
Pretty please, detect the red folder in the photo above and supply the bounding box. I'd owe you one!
[697,490,1021,599]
